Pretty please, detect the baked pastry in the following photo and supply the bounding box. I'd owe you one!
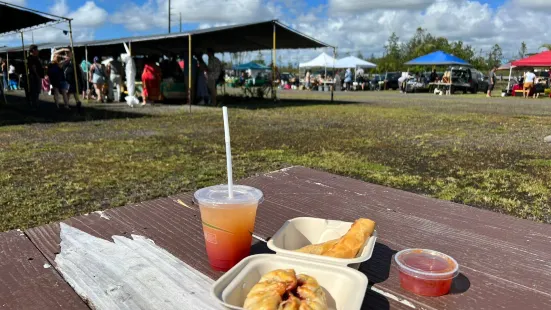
[243,269,297,310]
[296,274,327,310]
[295,218,376,259]
[243,270,328,310]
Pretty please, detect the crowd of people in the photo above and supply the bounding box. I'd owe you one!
[1,44,225,109]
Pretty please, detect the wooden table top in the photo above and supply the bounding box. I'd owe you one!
[1,166,550,309]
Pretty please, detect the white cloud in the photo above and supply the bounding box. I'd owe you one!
[50,0,69,17]
[112,0,281,32]
[288,0,551,62]
[329,0,436,12]
[69,1,108,28]
[511,0,551,10]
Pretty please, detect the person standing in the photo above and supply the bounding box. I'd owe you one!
[48,55,70,109]
[344,68,352,91]
[63,53,83,109]
[487,66,497,97]
[1,59,8,91]
[305,70,311,89]
[80,59,91,100]
[205,48,221,106]
[108,57,123,102]
[523,69,536,99]
[89,57,106,103]
[356,67,365,90]
[27,45,44,107]
[141,56,162,105]
[430,69,438,82]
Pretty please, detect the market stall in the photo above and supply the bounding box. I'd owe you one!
[405,51,471,95]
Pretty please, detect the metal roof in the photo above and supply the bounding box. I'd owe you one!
[0,20,332,57]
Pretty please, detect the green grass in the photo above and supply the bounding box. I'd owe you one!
[1,91,551,231]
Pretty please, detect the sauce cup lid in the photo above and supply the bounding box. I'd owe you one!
[394,248,459,280]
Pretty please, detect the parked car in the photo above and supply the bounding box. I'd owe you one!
[449,67,489,93]
[471,69,489,93]
[384,72,401,90]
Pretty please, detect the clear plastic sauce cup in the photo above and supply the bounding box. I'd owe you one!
[194,185,263,272]
[394,249,459,297]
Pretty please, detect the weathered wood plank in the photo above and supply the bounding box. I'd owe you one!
[0,230,88,309]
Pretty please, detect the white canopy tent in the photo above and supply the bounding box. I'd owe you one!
[299,52,337,68]
[335,56,376,69]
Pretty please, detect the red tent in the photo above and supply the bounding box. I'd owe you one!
[511,51,551,67]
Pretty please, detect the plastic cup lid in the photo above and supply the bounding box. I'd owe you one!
[394,249,459,279]
[194,185,263,207]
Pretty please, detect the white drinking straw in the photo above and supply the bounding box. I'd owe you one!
[222,106,234,198]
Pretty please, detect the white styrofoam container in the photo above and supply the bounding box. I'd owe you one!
[266,217,377,269]
[211,254,368,310]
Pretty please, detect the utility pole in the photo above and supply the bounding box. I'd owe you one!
[168,0,171,33]
[179,12,182,32]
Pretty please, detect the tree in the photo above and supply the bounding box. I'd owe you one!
[540,44,551,51]
[487,44,503,68]
[356,51,364,60]
[254,51,265,65]
[518,42,528,59]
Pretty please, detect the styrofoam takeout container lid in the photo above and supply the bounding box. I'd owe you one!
[211,254,368,310]
[266,217,377,269]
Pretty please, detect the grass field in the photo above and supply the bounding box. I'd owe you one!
[1,90,551,231]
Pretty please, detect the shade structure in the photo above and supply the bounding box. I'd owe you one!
[335,56,376,69]
[232,62,269,70]
[0,20,332,57]
[299,52,336,68]
[404,50,470,66]
[511,51,551,67]
[0,2,56,35]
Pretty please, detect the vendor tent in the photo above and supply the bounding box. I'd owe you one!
[0,2,56,34]
[511,51,551,67]
[233,62,269,70]
[404,50,470,66]
[335,56,376,69]
[299,52,336,68]
[0,1,72,105]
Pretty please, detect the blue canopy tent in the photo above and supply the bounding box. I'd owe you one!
[232,62,269,70]
[404,51,471,94]
[404,51,470,66]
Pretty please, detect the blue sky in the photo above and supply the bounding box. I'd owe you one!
[2,0,550,60]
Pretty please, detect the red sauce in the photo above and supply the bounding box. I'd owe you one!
[398,270,453,297]
[397,250,456,297]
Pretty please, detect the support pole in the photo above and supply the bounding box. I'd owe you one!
[85,45,90,102]
[179,12,182,33]
[168,0,171,33]
[331,47,335,102]
[21,32,30,104]
[188,35,192,113]
[506,66,513,92]
[68,20,80,103]
[272,22,277,101]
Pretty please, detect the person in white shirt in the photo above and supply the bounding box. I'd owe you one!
[523,69,536,98]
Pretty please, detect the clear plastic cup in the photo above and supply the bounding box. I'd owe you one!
[394,249,459,297]
[194,185,263,272]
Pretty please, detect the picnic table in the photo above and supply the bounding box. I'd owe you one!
[1,166,550,309]
[428,82,471,95]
